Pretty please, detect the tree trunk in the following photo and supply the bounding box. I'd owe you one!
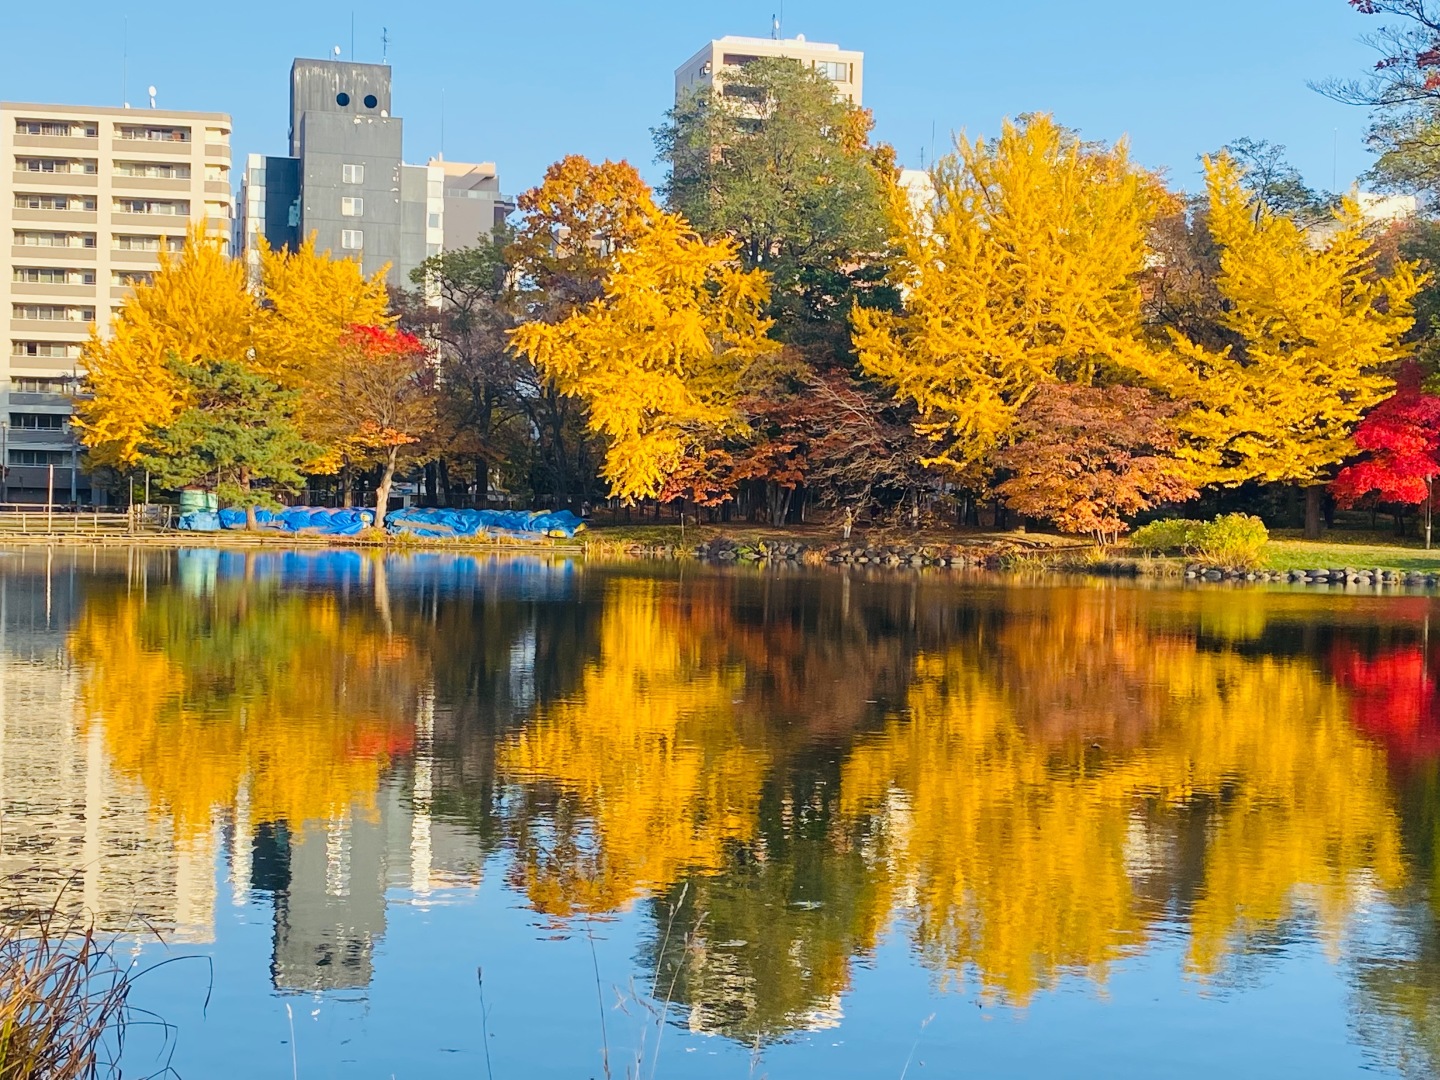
[1427,479,1434,551]
[422,462,439,507]
[766,482,792,527]
[340,461,354,509]
[475,454,489,507]
[240,466,257,531]
[438,457,452,506]
[1303,484,1323,540]
[375,446,398,528]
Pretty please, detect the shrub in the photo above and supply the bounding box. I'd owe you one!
[1200,513,1269,569]
[1128,513,1269,569]
[1128,518,1203,554]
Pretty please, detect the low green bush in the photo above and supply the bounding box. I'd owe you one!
[1129,513,1269,569]
[1128,518,1202,553]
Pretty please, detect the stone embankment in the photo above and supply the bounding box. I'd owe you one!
[693,537,1000,568]
[596,534,1440,586]
[1185,565,1440,587]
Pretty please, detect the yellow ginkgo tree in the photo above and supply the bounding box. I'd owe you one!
[851,114,1167,471]
[1135,155,1424,537]
[511,193,779,503]
[75,226,256,467]
[250,234,393,391]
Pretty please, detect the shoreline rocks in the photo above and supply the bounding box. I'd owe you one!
[598,535,1440,587]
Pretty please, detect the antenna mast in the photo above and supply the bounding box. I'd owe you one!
[382,27,390,64]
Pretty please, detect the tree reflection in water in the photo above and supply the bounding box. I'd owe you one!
[26,553,1440,1062]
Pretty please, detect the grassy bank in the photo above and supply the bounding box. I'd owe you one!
[1258,530,1440,573]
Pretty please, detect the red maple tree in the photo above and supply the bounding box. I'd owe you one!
[1331,362,1440,544]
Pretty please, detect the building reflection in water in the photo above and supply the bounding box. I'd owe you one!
[4,549,1440,1068]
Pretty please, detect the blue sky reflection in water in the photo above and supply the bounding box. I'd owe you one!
[1,548,1439,1078]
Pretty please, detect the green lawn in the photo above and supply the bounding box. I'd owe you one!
[1263,536,1440,573]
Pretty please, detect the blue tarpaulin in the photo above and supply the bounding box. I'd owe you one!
[384,508,586,539]
[174,506,585,540]
[177,507,374,535]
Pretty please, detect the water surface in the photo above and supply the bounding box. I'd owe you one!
[2,548,1439,1078]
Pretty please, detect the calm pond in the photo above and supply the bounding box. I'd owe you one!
[2,547,1439,1078]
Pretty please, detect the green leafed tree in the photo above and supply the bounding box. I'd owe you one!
[136,356,317,529]
[655,56,895,357]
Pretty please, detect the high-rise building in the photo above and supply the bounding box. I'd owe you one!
[675,34,864,106]
[239,59,508,290]
[434,159,512,252]
[0,102,232,504]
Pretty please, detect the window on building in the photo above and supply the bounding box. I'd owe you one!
[10,375,72,391]
[8,450,72,466]
[721,83,766,102]
[722,53,762,66]
[114,234,161,251]
[427,212,441,229]
[115,161,190,179]
[13,304,91,321]
[9,413,67,430]
[112,270,154,286]
[341,229,363,250]
[342,163,365,184]
[12,267,89,285]
[117,126,191,143]
[114,198,189,216]
[813,60,850,81]
[341,196,364,217]
[15,120,83,137]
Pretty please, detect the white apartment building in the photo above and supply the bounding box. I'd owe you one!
[675,34,864,106]
[0,102,232,504]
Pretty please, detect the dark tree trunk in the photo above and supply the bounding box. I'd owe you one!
[422,462,439,507]
[1304,484,1323,540]
[766,483,792,527]
[340,461,354,509]
[438,457,453,505]
[240,466,257,531]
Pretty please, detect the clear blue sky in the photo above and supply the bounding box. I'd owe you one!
[1,1,1391,198]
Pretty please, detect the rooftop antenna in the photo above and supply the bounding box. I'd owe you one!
[147,85,157,110]
[772,13,780,39]
[333,45,342,60]
[382,27,389,64]
[122,16,129,108]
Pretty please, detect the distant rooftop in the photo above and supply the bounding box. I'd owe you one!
[711,34,846,52]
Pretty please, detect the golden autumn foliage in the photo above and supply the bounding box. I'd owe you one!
[67,568,417,838]
[249,234,393,390]
[75,226,255,467]
[495,577,772,916]
[510,187,780,502]
[852,114,1168,469]
[1136,155,1424,488]
[480,575,1414,1013]
[839,588,1407,1002]
[76,230,393,475]
[507,154,659,310]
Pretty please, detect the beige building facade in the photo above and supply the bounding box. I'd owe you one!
[0,102,232,503]
[675,34,864,105]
